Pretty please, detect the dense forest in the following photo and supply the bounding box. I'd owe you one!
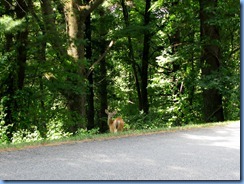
[0,0,240,143]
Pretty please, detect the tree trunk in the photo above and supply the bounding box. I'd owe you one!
[97,8,108,133]
[2,0,15,141]
[63,0,88,132]
[40,0,67,59]
[62,0,104,132]
[121,0,143,111]
[3,0,29,140]
[31,15,48,137]
[141,0,151,114]
[199,0,224,122]
[16,1,28,90]
[85,11,95,130]
[98,54,108,133]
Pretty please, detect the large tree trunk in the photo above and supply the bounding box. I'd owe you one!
[199,0,224,122]
[62,0,104,132]
[40,0,104,133]
[141,0,151,114]
[63,0,87,132]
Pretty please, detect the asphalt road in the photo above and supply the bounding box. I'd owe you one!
[0,121,240,180]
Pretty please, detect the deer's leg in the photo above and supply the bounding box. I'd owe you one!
[109,125,113,133]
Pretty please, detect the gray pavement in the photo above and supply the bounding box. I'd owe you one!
[0,121,240,180]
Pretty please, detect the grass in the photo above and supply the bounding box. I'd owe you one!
[0,120,239,152]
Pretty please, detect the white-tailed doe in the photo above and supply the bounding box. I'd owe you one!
[105,109,124,133]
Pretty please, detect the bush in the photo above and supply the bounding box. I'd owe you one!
[46,119,72,140]
[126,111,171,130]
[75,127,100,138]
[11,127,43,144]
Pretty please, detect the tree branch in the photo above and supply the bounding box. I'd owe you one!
[88,0,104,12]
[77,0,104,18]
[86,40,114,77]
[206,105,223,122]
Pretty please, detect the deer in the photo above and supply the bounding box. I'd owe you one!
[105,109,125,133]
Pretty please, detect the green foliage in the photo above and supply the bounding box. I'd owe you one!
[0,15,24,33]
[46,120,72,140]
[0,110,9,144]
[11,127,43,144]
[126,111,172,130]
[75,128,100,138]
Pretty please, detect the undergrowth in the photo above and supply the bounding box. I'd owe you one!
[0,120,238,152]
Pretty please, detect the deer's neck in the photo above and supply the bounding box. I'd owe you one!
[107,117,113,125]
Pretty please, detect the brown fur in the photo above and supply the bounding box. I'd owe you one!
[105,110,125,133]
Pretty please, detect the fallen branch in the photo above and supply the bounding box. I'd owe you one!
[206,105,223,122]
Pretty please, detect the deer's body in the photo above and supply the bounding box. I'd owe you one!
[105,110,124,133]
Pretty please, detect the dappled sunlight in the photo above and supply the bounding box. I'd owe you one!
[183,134,239,149]
[182,123,240,150]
